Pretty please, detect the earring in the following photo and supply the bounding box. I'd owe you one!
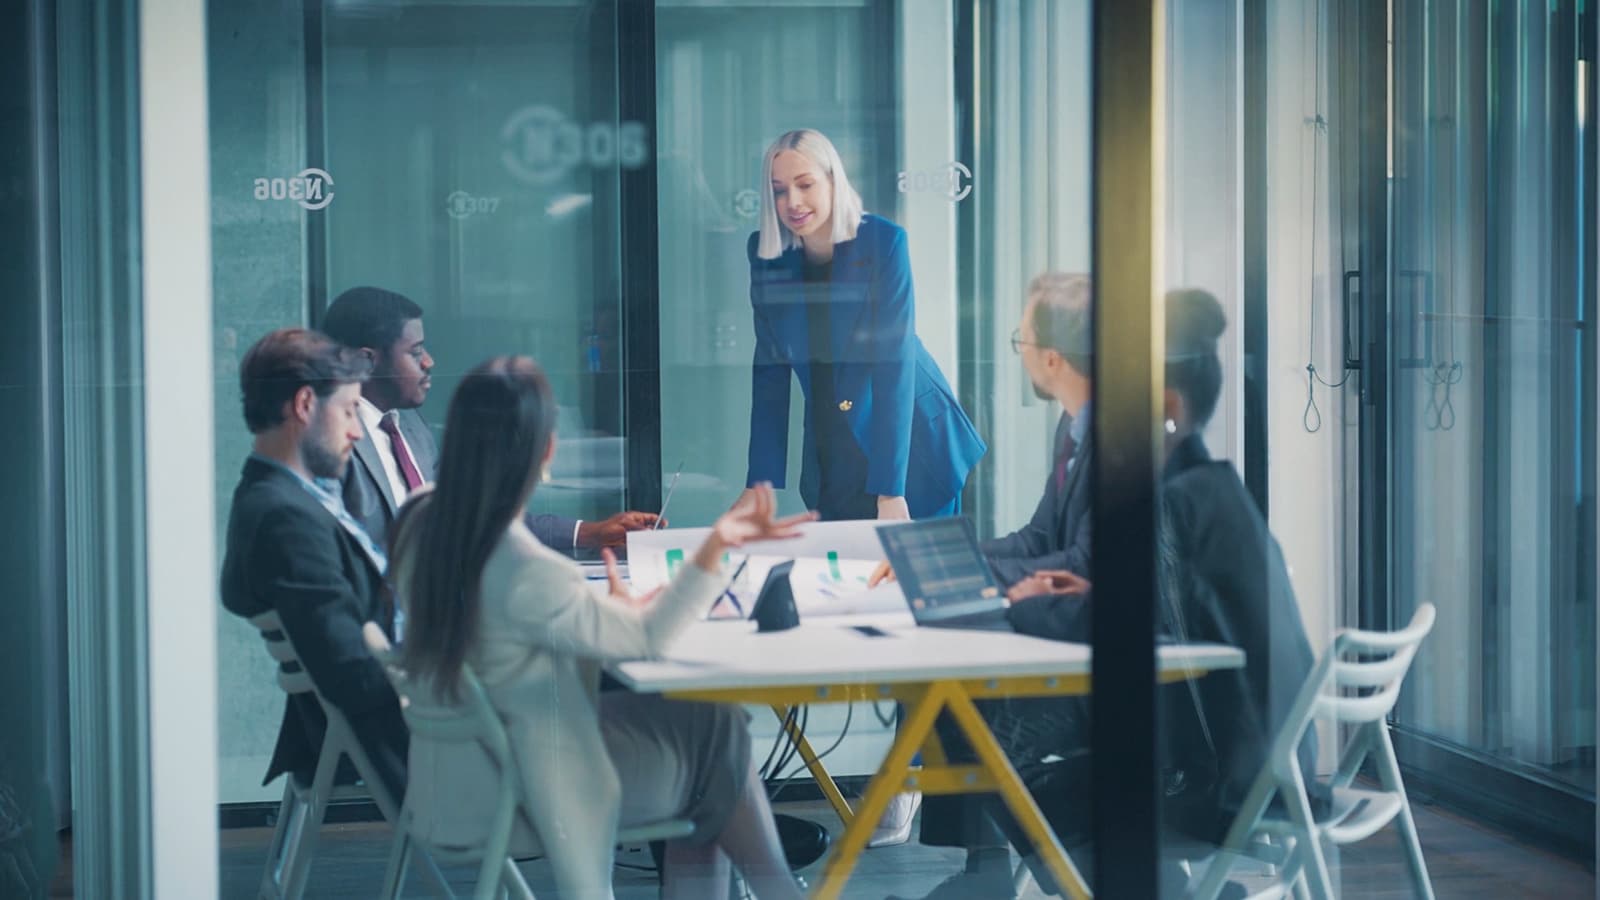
[1164,419,1177,434]
[541,467,552,483]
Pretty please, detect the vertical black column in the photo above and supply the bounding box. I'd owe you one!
[617,0,662,514]
[1242,0,1270,518]
[954,0,992,528]
[1090,1,1161,895]
[1355,0,1390,634]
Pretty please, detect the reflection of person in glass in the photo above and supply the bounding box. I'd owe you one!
[739,129,986,522]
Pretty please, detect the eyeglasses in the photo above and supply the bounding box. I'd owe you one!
[1010,328,1042,354]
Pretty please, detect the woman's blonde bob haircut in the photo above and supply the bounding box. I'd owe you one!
[756,129,865,260]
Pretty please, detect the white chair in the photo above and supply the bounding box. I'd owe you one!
[250,610,405,900]
[1189,603,1438,900]
[364,627,696,900]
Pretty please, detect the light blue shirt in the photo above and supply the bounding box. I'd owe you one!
[249,453,398,638]
[250,452,389,572]
[1065,401,1091,475]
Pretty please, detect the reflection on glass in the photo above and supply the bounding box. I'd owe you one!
[322,2,629,527]
[655,0,902,527]
[1389,0,1595,795]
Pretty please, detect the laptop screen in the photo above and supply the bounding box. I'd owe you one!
[876,518,1005,623]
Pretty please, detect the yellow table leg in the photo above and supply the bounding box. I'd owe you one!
[811,684,951,900]
[772,705,854,826]
[942,685,1092,900]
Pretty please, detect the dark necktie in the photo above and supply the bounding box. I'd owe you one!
[1055,428,1079,491]
[378,412,425,493]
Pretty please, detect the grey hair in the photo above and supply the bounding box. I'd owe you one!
[756,129,865,260]
[1027,272,1094,372]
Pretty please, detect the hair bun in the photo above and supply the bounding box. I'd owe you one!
[1166,288,1227,349]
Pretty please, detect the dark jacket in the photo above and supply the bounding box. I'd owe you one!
[981,413,1092,586]
[1005,435,1318,843]
[221,457,407,800]
[342,406,579,553]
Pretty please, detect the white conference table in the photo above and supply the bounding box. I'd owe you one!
[612,614,1244,900]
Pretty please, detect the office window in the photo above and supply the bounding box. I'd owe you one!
[1385,0,1596,839]
[655,0,902,526]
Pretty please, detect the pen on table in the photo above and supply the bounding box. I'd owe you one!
[653,461,685,530]
[716,556,751,617]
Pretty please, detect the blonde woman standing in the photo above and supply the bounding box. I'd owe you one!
[739,129,986,524]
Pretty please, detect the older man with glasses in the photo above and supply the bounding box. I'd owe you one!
[874,272,1097,900]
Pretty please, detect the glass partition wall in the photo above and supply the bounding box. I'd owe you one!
[182,1,1598,898]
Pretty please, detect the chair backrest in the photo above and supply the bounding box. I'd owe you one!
[1318,603,1436,725]
[363,629,527,840]
[249,610,318,696]
[1266,603,1437,777]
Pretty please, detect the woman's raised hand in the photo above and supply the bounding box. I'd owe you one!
[697,483,815,571]
[602,547,662,608]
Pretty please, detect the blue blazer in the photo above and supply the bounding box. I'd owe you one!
[745,213,987,518]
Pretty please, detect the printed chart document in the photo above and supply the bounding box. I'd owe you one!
[624,520,907,619]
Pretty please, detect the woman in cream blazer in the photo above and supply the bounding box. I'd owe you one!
[390,356,811,900]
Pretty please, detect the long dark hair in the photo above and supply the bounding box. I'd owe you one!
[392,356,558,699]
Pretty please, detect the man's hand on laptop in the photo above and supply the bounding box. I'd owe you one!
[1005,569,1092,604]
[578,511,662,549]
[867,560,896,588]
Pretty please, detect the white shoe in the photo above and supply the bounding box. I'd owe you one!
[868,791,922,848]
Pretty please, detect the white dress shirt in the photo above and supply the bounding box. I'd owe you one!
[359,397,419,505]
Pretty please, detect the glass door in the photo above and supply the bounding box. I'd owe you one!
[1377,0,1596,851]
[209,0,634,805]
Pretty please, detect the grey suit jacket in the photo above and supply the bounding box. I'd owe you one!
[980,412,1092,586]
[341,407,580,553]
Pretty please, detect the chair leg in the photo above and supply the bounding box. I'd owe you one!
[501,857,536,900]
[280,743,342,900]
[1191,775,1277,900]
[1283,771,1334,900]
[380,820,412,900]
[1375,727,1435,900]
[258,779,300,900]
[338,721,400,823]
[1013,858,1035,896]
[411,845,456,900]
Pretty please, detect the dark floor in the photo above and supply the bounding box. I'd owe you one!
[48,794,1595,898]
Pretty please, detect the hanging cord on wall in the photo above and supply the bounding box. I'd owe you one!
[1303,0,1350,433]
[1421,244,1463,431]
[1422,360,1462,431]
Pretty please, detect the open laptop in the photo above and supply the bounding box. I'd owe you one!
[875,517,1011,631]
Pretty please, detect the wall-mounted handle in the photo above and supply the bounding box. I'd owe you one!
[1343,270,1362,370]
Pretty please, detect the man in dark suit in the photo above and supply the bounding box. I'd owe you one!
[220,328,408,803]
[885,272,1097,899]
[980,271,1094,586]
[320,286,660,554]
[871,273,1093,596]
